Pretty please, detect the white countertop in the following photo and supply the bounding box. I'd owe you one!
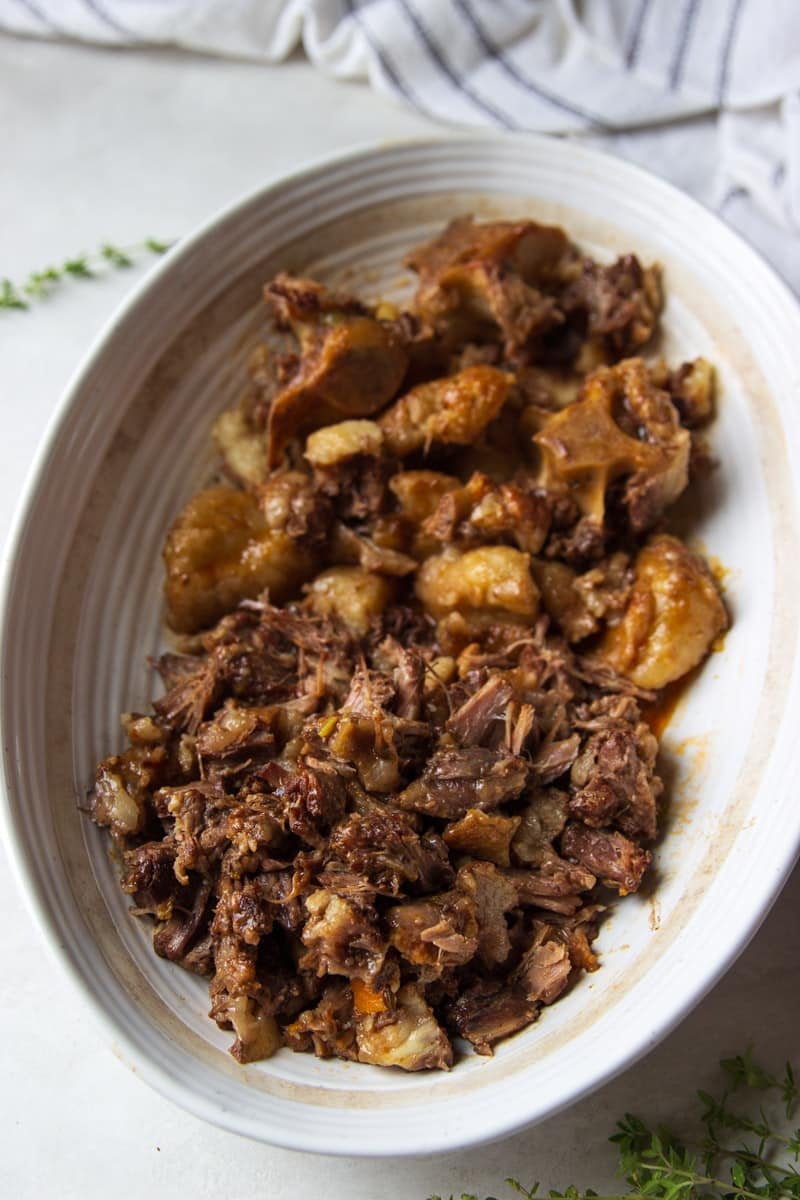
[1,33,798,1200]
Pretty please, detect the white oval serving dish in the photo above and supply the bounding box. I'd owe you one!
[2,135,800,1157]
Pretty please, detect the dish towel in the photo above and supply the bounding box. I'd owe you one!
[3,0,799,292]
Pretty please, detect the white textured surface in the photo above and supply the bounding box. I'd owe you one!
[0,33,798,1198]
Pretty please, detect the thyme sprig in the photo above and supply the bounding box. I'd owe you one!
[1,238,173,310]
[430,1050,800,1200]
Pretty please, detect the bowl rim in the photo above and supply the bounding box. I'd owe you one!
[2,130,800,1156]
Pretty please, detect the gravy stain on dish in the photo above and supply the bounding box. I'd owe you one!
[643,667,700,739]
[662,734,710,833]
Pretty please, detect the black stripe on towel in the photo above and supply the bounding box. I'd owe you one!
[454,0,608,129]
[669,0,702,90]
[625,0,653,67]
[717,0,745,103]
[344,0,422,106]
[81,0,144,40]
[10,0,68,35]
[397,0,517,129]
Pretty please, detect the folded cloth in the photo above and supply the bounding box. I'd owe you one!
[3,0,799,290]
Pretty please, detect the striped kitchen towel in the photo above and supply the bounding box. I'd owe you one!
[3,0,799,287]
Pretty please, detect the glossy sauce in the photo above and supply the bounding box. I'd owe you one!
[643,664,700,739]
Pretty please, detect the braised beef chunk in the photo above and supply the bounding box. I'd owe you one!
[153,878,213,963]
[122,841,178,913]
[324,809,453,897]
[262,760,347,846]
[457,860,518,968]
[262,275,409,468]
[569,719,661,841]
[396,747,529,818]
[563,254,662,357]
[423,471,551,556]
[404,215,575,358]
[299,889,387,983]
[89,214,727,1070]
[509,862,597,902]
[443,809,521,867]
[154,654,220,734]
[511,788,570,866]
[447,979,537,1055]
[387,893,479,970]
[513,926,573,1004]
[561,822,651,893]
[284,981,359,1061]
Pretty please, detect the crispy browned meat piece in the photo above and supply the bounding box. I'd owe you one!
[406,215,576,356]
[423,470,551,556]
[563,254,662,357]
[90,214,726,1071]
[446,979,537,1055]
[261,760,348,846]
[561,822,651,893]
[396,746,529,819]
[443,809,521,867]
[121,840,178,913]
[569,718,662,841]
[667,358,715,427]
[264,275,409,467]
[323,809,453,897]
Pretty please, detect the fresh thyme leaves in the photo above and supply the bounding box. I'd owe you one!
[429,1051,800,1200]
[0,279,27,310]
[144,238,172,254]
[0,239,174,310]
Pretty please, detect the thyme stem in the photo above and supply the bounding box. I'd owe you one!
[1,238,174,310]
[429,1050,800,1200]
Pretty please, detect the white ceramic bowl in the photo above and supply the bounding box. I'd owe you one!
[3,136,800,1157]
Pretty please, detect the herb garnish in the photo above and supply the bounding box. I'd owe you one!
[1,239,173,310]
[430,1050,800,1200]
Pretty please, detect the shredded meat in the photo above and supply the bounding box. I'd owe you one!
[446,979,537,1055]
[569,718,661,841]
[563,254,662,356]
[323,809,453,897]
[423,471,551,556]
[513,928,573,1004]
[90,213,727,1071]
[561,822,651,893]
[396,747,529,819]
[405,214,576,357]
